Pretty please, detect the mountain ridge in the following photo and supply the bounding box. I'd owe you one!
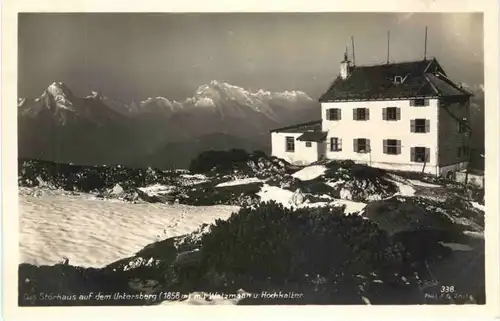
[18,81,319,168]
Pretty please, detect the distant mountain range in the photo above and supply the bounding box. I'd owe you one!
[18,81,319,169]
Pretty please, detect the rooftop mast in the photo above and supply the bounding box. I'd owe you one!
[351,36,356,66]
[386,30,390,64]
[424,26,428,60]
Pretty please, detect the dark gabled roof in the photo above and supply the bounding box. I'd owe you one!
[319,58,472,102]
[426,73,472,97]
[270,120,322,133]
[296,131,328,142]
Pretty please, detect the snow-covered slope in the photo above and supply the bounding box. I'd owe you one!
[19,189,238,268]
[292,165,327,181]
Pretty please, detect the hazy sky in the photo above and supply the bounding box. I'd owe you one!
[18,12,483,102]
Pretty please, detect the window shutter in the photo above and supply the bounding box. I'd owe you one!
[411,147,416,162]
[425,120,430,133]
[353,139,358,152]
[338,109,342,120]
[424,99,429,106]
[382,108,387,120]
[396,108,401,120]
[425,148,430,161]
[397,140,402,155]
[410,99,415,107]
[366,139,370,152]
[383,140,387,154]
[353,109,357,120]
[325,109,330,120]
[410,120,416,132]
[366,108,370,120]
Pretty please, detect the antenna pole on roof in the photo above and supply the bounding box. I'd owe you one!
[387,30,390,64]
[351,36,356,66]
[424,26,428,60]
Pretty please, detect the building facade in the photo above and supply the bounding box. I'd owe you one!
[270,55,472,176]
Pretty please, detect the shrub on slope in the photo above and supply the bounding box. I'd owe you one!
[180,182,263,206]
[363,195,478,280]
[363,196,462,237]
[196,202,416,303]
[188,149,293,178]
[19,262,158,306]
[18,159,175,193]
[322,161,398,202]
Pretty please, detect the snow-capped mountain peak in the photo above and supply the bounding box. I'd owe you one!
[46,81,73,98]
[41,81,76,111]
[18,81,129,127]
[86,91,105,100]
[189,81,314,117]
[194,80,313,104]
[18,98,26,107]
[137,96,187,116]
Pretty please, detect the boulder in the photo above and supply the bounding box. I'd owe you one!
[173,249,202,268]
[291,188,305,206]
[109,183,125,196]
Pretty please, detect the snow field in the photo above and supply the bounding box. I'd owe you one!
[215,177,264,187]
[291,165,327,181]
[19,192,238,268]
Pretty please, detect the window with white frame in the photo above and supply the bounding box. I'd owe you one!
[410,98,428,107]
[457,145,469,158]
[330,137,342,151]
[457,121,468,133]
[326,108,341,121]
[285,136,295,152]
[353,108,369,121]
[411,119,430,133]
[383,139,401,155]
[383,107,400,121]
[411,146,430,163]
[354,138,370,153]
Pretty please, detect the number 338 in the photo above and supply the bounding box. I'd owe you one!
[441,285,455,293]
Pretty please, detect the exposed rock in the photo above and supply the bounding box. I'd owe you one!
[173,249,202,268]
[110,183,124,196]
[291,188,305,206]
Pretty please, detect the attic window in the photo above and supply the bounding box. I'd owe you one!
[393,75,408,85]
[410,98,428,107]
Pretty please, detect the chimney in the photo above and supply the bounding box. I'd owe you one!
[340,52,351,80]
